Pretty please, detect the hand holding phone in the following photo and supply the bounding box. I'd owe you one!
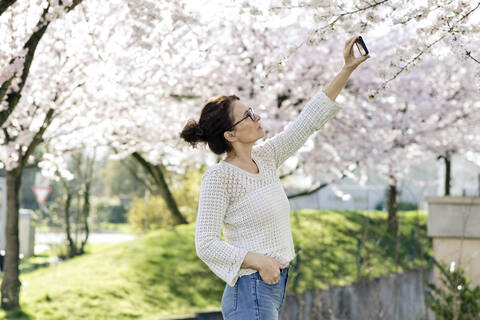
[343,35,370,71]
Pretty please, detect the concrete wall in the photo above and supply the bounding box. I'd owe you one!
[433,238,480,288]
[167,269,434,320]
[426,196,480,288]
[279,269,434,320]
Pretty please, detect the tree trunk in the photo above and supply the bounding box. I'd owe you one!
[79,176,91,254]
[131,152,187,225]
[386,177,398,232]
[444,152,451,196]
[0,0,17,16]
[63,184,77,258]
[0,105,55,310]
[1,170,21,310]
[437,151,453,196]
[0,1,84,308]
[152,164,188,225]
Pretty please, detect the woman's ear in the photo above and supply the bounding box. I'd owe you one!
[224,130,236,143]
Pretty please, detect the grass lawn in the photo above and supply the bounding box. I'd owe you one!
[0,210,432,320]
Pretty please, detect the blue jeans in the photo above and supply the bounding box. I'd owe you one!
[221,265,290,319]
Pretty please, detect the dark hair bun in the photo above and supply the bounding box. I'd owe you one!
[179,94,239,155]
[180,119,205,148]
[194,126,204,139]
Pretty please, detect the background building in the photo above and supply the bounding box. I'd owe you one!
[284,154,480,211]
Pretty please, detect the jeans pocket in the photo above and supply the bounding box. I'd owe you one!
[257,271,282,286]
[221,283,238,317]
[260,278,281,286]
[279,269,289,309]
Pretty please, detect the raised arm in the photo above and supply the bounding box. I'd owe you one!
[253,89,342,169]
[253,35,370,168]
[323,35,371,101]
[195,169,248,287]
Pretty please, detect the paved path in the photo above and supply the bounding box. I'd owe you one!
[35,232,138,254]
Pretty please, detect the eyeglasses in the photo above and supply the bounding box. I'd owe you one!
[227,107,256,131]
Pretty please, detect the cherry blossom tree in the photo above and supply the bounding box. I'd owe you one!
[91,2,308,224]
[261,0,480,94]
[2,0,479,310]
[92,1,480,234]
[298,24,480,231]
[0,0,110,310]
[98,1,363,213]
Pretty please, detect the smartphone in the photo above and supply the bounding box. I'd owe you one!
[355,36,369,56]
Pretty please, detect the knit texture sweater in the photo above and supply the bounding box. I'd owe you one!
[195,89,342,287]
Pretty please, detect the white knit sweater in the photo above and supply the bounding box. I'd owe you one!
[195,89,342,287]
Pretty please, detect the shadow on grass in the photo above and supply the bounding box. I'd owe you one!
[2,307,34,319]
[19,261,52,275]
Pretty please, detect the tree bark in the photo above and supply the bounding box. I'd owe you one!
[131,152,187,225]
[444,151,451,196]
[0,0,17,16]
[79,178,90,254]
[437,150,452,196]
[60,178,77,258]
[1,109,55,310]
[65,187,76,257]
[80,152,94,254]
[1,111,52,308]
[1,170,21,310]
[60,150,94,258]
[386,176,398,232]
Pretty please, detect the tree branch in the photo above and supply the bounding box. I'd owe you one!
[279,163,300,180]
[131,152,157,183]
[0,0,16,16]
[287,174,347,199]
[0,0,85,127]
[121,158,155,194]
[287,182,329,199]
[2,127,10,142]
[0,6,50,127]
[377,2,480,93]
[20,108,55,169]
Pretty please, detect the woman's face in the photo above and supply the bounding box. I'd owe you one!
[225,99,264,144]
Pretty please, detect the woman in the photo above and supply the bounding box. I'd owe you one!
[180,36,370,319]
